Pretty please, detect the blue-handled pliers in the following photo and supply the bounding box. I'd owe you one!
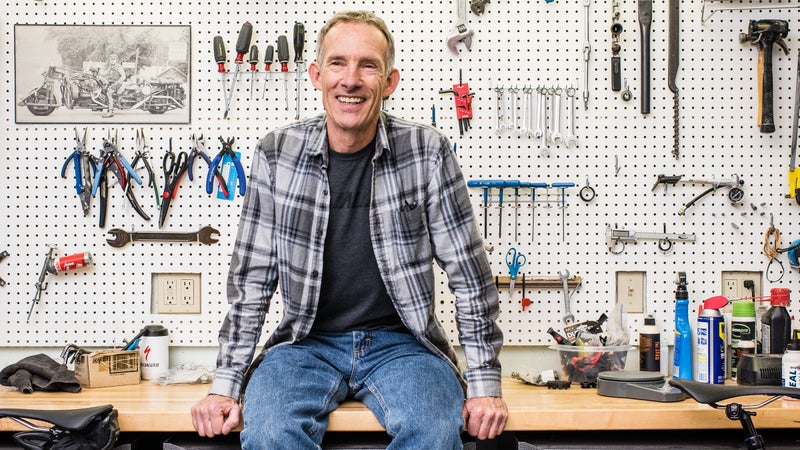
[60,128,96,216]
[188,134,229,198]
[208,136,246,196]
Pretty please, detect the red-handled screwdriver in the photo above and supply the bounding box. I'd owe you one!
[223,21,253,119]
[261,44,274,99]
[277,35,290,110]
[248,44,259,100]
[213,36,227,110]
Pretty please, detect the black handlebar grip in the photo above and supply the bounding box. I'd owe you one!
[277,35,290,64]
[294,22,305,64]
[235,22,253,63]
[213,36,226,71]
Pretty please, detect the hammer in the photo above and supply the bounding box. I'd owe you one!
[740,19,789,133]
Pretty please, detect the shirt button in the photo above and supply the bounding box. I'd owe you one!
[322,190,328,196]
[311,270,319,278]
[306,308,314,315]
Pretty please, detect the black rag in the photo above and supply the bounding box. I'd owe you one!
[0,353,81,393]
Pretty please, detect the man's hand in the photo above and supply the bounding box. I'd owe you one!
[191,394,241,437]
[462,396,508,440]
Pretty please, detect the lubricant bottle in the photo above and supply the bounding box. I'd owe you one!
[730,300,757,380]
[782,337,800,388]
[639,315,661,371]
[672,272,693,380]
[696,295,728,384]
[761,288,792,355]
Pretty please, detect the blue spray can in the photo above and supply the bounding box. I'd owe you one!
[696,296,729,384]
[672,272,693,380]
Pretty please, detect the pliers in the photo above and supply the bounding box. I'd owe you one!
[60,128,96,216]
[208,136,246,196]
[187,134,229,198]
[129,129,160,208]
[159,138,189,228]
[91,131,144,227]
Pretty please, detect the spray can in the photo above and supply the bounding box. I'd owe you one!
[761,288,792,355]
[782,337,800,388]
[672,272,693,380]
[696,295,728,384]
[639,315,661,371]
[730,300,757,380]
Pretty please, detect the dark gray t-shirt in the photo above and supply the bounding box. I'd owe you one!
[312,142,407,333]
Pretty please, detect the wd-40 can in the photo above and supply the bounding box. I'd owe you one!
[696,295,728,384]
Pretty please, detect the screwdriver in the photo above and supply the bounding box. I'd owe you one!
[277,35,290,110]
[551,182,575,242]
[261,44,274,99]
[294,22,306,120]
[224,21,253,119]
[248,44,259,100]
[213,36,227,110]
[520,182,548,242]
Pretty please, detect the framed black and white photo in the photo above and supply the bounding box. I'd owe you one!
[15,24,191,124]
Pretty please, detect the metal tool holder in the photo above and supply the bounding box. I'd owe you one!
[1,0,799,348]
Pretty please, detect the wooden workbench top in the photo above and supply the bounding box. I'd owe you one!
[2,378,800,432]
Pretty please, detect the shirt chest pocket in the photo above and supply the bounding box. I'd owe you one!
[391,204,431,263]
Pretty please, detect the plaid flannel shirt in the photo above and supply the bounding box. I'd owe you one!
[209,112,503,401]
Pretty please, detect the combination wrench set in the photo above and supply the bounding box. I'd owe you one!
[492,84,579,153]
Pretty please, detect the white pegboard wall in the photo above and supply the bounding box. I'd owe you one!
[2,0,800,348]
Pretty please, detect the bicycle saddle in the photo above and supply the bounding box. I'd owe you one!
[669,379,800,404]
[0,404,113,430]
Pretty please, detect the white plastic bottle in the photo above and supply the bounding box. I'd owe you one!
[782,338,800,388]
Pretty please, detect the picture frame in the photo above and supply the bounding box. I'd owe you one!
[15,24,191,124]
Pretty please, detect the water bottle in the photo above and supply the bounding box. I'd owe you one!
[138,324,170,380]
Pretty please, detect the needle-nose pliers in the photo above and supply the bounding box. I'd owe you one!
[60,128,96,216]
[188,134,229,198]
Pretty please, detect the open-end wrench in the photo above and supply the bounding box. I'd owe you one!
[519,87,530,136]
[549,86,563,146]
[508,86,519,133]
[447,0,475,54]
[106,226,220,248]
[559,269,575,325]
[564,84,579,148]
[494,86,506,134]
[533,87,545,139]
[525,87,535,138]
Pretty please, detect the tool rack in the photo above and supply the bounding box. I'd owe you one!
[1,0,799,350]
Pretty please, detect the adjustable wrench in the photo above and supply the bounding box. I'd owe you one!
[447,0,475,54]
[559,269,575,325]
[563,85,578,148]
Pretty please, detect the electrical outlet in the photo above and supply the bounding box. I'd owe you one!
[720,271,762,301]
[616,271,646,313]
[152,273,202,314]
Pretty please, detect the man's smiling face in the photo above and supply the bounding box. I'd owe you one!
[309,21,399,151]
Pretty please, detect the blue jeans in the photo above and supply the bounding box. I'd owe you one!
[241,331,465,449]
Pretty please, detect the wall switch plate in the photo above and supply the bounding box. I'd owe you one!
[616,271,646,313]
[152,272,202,314]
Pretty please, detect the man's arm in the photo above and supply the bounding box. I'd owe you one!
[191,394,241,437]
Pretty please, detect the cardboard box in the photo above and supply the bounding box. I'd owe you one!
[75,349,140,388]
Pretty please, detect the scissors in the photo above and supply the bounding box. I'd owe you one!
[158,138,189,228]
[506,247,527,293]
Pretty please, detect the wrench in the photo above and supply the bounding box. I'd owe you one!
[549,86,563,146]
[533,87,544,139]
[470,0,490,15]
[563,85,579,148]
[447,0,475,54]
[494,86,506,134]
[559,269,575,325]
[106,225,220,248]
[508,86,519,133]
[519,87,530,136]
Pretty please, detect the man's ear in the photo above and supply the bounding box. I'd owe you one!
[382,68,400,98]
[308,61,322,91]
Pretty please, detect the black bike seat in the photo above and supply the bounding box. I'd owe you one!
[0,404,113,430]
[669,379,800,404]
